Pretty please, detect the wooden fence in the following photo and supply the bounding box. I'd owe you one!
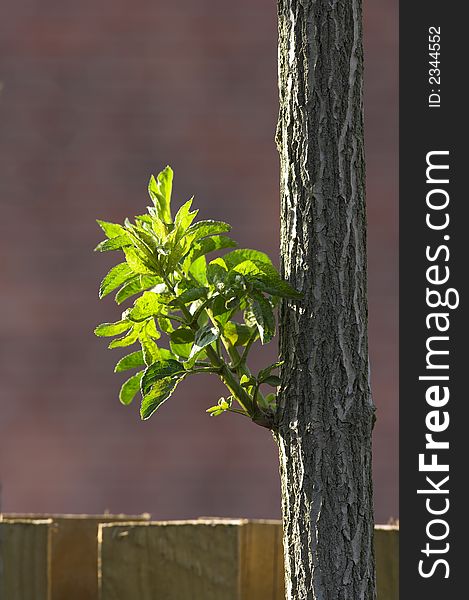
[0,515,398,599]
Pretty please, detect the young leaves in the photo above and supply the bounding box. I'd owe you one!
[148,166,173,224]
[95,166,302,427]
[99,263,134,299]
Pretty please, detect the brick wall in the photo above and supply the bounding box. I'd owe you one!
[0,0,398,521]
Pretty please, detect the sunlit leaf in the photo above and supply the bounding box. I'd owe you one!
[115,275,162,305]
[119,371,144,405]
[99,263,134,299]
[185,220,231,243]
[129,292,164,322]
[183,236,237,270]
[141,359,186,396]
[109,324,143,348]
[223,322,253,346]
[115,350,145,372]
[124,248,156,275]
[97,220,127,239]
[140,375,183,420]
[95,234,131,253]
[95,320,131,337]
[189,255,207,285]
[223,249,273,269]
[174,198,198,231]
[148,166,173,223]
[139,332,160,366]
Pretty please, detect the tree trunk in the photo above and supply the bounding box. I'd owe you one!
[275,1,376,599]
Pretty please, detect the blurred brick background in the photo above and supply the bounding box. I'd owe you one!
[0,0,398,522]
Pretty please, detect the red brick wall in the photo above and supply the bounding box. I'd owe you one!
[0,0,398,522]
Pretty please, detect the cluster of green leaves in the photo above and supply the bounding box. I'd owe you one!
[94,166,301,427]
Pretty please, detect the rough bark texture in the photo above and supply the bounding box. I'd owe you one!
[275,1,376,599]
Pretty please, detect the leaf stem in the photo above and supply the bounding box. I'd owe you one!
[229,333,256,371]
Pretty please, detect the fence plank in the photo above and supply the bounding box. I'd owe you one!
[3,514,149,600]
[239,520,284,599]
[0,519,52,600]
[99,519,285,600]
[375,525,399,600]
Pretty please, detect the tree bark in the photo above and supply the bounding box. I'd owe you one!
[275,1,376,599]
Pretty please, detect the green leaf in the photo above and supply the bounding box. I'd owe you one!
[115,275,161,305]
[257,361,283,382]
[124,248,156,275]
[129,292,164,322]
[189,324,219,359]
[259,392,277,410]
[95,234,131,253]
[262,375,281,387]
[139,333,160,366]
[170,340,193,360]
[145,318,161,339]
[211,295,233,327]
[141,359,185,395]
[234,260,301,298]
[140,375,182,420]
[158,348,178,360]
[94,320,131,337]
[135,214,153,225]
[183,236,237,270]
[223,322,253,346]
[170,327,195,344]
[158,316,174,334]
[174,198,198,230]
[223,249,273,269]
[207,259,228,287]
[115,350,145,372]
[99,263,134,299]
[109,324,142,348]
[148,166,173,223]
[185,220,231,243]
[97,220,127,239]
[232,259,262,277]
[252,275,302,299]
[169,287,207,306]
[119,371,143,405]
[249,294,275,344]
[125,223,159,254]
[189,255,208,285]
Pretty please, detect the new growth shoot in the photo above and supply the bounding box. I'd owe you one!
[94,167,301,429]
